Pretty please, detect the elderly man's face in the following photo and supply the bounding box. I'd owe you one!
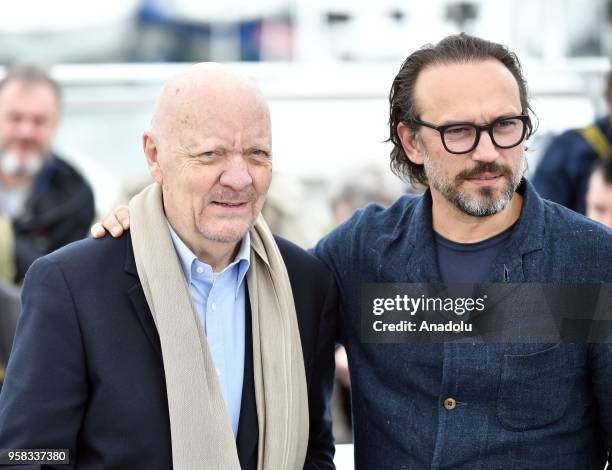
[0,80,59,177]
[400,60,526,217]
[586,170,612,228]
[146,83,272,247]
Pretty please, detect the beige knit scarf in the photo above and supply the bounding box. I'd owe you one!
[129,183,309,470]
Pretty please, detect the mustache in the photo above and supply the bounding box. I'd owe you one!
[455,162,513,181]
[5,137,40,148]
[209,188,257,203]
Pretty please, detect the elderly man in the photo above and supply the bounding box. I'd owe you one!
[586,157,612,228]
[96,35,612,468]
[0,64,336,469]
[0,65,94,283]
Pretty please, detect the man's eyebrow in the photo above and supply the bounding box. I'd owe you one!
[182,141,226,153]
[438,114,521,126]
[246,143,272,151]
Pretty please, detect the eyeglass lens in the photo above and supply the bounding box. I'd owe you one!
[443,118,525,153]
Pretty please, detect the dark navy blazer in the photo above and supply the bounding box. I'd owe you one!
[0,233,337,469]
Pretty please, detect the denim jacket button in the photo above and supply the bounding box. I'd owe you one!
[443,397,457,410]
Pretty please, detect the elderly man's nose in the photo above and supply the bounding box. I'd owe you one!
[219,158,253,189]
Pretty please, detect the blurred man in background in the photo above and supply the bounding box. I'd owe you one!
[586,156,612,228]
[0,65,94,283]
[533,70,612,214]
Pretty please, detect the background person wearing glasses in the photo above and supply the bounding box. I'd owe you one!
[95,34,612,468]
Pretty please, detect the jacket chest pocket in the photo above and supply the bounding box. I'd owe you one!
[497,343,573,431]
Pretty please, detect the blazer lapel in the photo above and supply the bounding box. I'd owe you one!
[124,233,163,362]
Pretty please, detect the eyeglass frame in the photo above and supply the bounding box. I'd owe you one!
[408,114,532,155]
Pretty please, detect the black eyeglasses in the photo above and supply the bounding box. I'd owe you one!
[410,115,531,154]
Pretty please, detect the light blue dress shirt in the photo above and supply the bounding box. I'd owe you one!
[168,224,250,437]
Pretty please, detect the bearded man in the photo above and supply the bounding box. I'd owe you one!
[0,65,94,283]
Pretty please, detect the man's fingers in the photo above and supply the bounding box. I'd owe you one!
[115,206,131,230]
[90,204,131,239]
[101,213,125,238]
[90,223,105,238]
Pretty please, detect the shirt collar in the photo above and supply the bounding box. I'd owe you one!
[167,222,251,297]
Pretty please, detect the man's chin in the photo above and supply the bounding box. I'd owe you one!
[201,233,246,244]
[197,221,253,244]
[452,191,512,217]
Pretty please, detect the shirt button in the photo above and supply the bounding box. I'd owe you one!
[444,397,457,410]
[211,303,217,312]
[196,267,204,274]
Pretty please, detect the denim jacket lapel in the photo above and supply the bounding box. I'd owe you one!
[403,191,443,284]
[487,179,545,283]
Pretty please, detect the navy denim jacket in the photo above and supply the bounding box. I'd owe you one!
[315,179,612,469]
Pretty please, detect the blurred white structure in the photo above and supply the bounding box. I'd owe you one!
[0,0,610,63]
[0,0,139,63]
[293,0,609,62]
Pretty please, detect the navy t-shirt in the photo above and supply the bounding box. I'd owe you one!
[434,224,516,283]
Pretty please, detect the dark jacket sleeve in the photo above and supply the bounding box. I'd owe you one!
[0,256,88,469]
[532,130,597,213]
[13,158,95,281]
[303,273,338,470]
[0,281,20,381]
[532,132,578,209]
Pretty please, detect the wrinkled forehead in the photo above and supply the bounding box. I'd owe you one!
[152,70,271,144]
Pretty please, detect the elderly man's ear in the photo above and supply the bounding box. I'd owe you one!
[143,132,164,185]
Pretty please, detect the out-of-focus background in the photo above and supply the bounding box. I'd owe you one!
[3,0,610,242]
[3,1,612,467]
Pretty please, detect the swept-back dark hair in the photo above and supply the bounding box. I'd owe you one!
[388,33,535,186]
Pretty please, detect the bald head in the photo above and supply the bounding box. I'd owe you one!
[142,63,273,268]
[150,63,270,152]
